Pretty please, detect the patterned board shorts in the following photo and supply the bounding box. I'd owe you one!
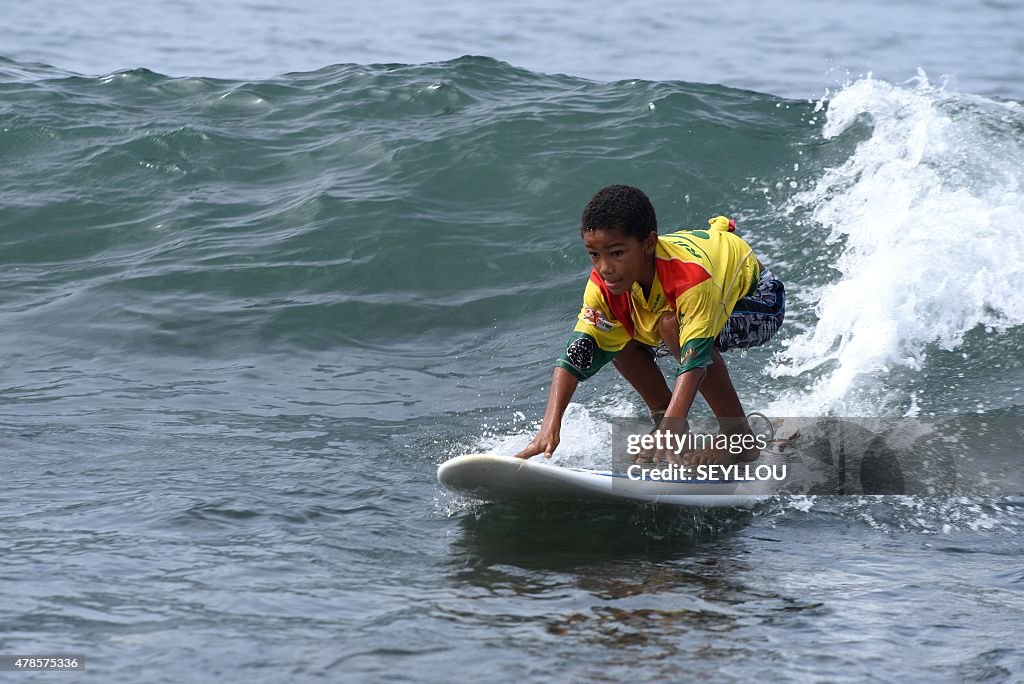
[651,268,785,358]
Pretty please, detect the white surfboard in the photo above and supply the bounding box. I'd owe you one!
[437,454,780,507]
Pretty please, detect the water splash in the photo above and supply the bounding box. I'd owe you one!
[464,394,638,468]
[770,74,1024,415]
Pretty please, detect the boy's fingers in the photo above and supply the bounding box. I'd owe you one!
[514,437,558,460]
[514,441,541,459]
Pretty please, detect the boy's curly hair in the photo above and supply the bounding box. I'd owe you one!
[580,185,657,240]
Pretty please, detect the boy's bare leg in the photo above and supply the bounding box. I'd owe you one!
[612,340,672,419]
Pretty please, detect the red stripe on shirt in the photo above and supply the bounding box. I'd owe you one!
[589,270,635,338]
[654,257,711,302]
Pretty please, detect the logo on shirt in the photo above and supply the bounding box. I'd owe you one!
[567,336,595,370]
[582,307,614,332]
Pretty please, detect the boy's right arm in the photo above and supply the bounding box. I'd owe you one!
[515,277,627,459]
[513,367,579,459]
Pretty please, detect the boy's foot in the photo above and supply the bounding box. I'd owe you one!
[681,445,760,467]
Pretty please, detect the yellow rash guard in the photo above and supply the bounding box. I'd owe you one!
[556,217,760,380]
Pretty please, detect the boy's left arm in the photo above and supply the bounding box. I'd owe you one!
[647,284,720,463]
[653,368,706,462]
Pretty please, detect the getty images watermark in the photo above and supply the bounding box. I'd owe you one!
[609,416,1024,496]
[624,430,786,483]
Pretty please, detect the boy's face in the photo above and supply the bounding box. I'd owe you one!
[583,227,657,295]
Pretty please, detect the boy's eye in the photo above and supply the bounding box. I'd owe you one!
[611,251,624,257]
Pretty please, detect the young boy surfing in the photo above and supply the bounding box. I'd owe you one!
[514,185,785,466]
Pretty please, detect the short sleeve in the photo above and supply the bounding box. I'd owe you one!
[555,280,631,380]
[672,280,721,375]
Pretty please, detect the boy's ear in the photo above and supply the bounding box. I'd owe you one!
[644,231,658,253]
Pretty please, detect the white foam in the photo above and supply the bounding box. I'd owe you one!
[769,73,1024,415]
[467,393,638,468]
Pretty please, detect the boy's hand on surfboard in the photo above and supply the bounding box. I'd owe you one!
[513,429,560,459]
[632,416,690,465]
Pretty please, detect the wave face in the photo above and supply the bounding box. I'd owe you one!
[3,58,1021,425]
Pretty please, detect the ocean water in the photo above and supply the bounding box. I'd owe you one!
[2,2,1024,682]
[4,0,1024,99]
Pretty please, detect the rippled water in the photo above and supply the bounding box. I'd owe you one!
[3,0,1024,98]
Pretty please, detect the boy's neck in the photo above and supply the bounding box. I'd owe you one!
[637,260,656,298]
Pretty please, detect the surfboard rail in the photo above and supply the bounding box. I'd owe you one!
[438,453,776,508]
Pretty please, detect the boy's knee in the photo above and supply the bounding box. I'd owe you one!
[656,311,681,360]
[655,313,679,350]
[612,340,647,368]
[657,311,676,341]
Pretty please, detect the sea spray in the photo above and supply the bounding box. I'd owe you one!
[769,74,1024,415]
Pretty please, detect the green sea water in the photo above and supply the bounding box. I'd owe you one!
[2,56,1023,682]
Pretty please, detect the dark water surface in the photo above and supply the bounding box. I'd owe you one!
[3,0,1023,99]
